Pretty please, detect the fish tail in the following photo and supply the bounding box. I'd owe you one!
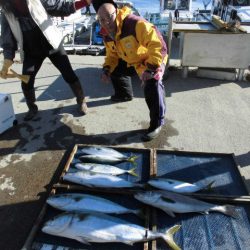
[222,205,239,219]
[127,156,138,165]
[162,225,181,250]
[206,180,215,191]
[128,167,138,177]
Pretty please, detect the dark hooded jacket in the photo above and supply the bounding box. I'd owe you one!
[1,0,78,60]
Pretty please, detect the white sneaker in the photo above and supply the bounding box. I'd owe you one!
[142,126,162,141]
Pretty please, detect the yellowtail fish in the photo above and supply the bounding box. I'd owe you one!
[47,193,141,215]
[78,154,138,164]
[63,171,143,188]
[74,163,138,177]
[78,146,138,164]
[80,146,126,158]
[134,191,239,218]
[148,178,214,193]
[42,213,181,249]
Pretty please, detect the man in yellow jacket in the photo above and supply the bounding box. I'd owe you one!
[94,1,168,141]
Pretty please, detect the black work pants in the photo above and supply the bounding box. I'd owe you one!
[21,45,78,91]
[110,60,134,98]
[110,59,166,129]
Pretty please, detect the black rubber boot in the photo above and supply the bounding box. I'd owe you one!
[22,89,38,121]
[68,80,88,115]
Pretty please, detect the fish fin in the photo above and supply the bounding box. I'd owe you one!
[128,167,138,177]
[161,208,176,218]
[162,225,181,250]
[205,181,215,191]
[127,156,138,165]
[223,205,239,219]
[115,235,134,245]
[75,236,91,245]
[199,211,209,215]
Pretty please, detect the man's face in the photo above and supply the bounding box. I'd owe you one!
[97,4,117,38]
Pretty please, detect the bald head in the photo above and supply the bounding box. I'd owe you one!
[97,3,116,16]
[97,3,117,38]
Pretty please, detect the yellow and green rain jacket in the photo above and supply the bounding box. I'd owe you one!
[103,6,168,76]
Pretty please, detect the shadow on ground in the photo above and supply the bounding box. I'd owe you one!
[166,69,250,98]
[0,107,147,158]
[0,145,77,250]
[35,67,144,103]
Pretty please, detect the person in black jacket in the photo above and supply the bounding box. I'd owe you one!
[0,0,90,121]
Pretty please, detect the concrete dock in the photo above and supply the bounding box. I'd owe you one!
[0,54,250,250]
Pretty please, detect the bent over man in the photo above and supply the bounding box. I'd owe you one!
[93,1,168,141]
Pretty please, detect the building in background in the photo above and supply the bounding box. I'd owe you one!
[211,0,250,23]
[145,0,194,36]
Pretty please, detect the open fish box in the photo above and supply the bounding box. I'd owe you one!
[153,204,250,250]
[150,149,250,250]
[23,145,155,250]
[28,189,149,250]
[154,150,248,196]
[54,144,154,191]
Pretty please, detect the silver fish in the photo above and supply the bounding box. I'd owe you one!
[42,213,181,249]
[134,191,238,218]
[47,193,141,215]
[78,154,138,164]
[80,146,126,158]
[74,163,138,177]
[148,178,214,193]
[63,171,142,188]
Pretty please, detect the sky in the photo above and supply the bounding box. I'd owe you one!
[130,0,212,16]
[132,0,160,15]
[87,0,213,17]
[88,1,213,16]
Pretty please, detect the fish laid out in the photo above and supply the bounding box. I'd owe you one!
[47,193,141,216]
[134,191,238,218]
[74,162,138,177]
[80,146,127,158]
[148,178,214,193]
[63,171,142,189]
[78,146,138,164]
[78,154,138,164]
[42,213,181,250]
